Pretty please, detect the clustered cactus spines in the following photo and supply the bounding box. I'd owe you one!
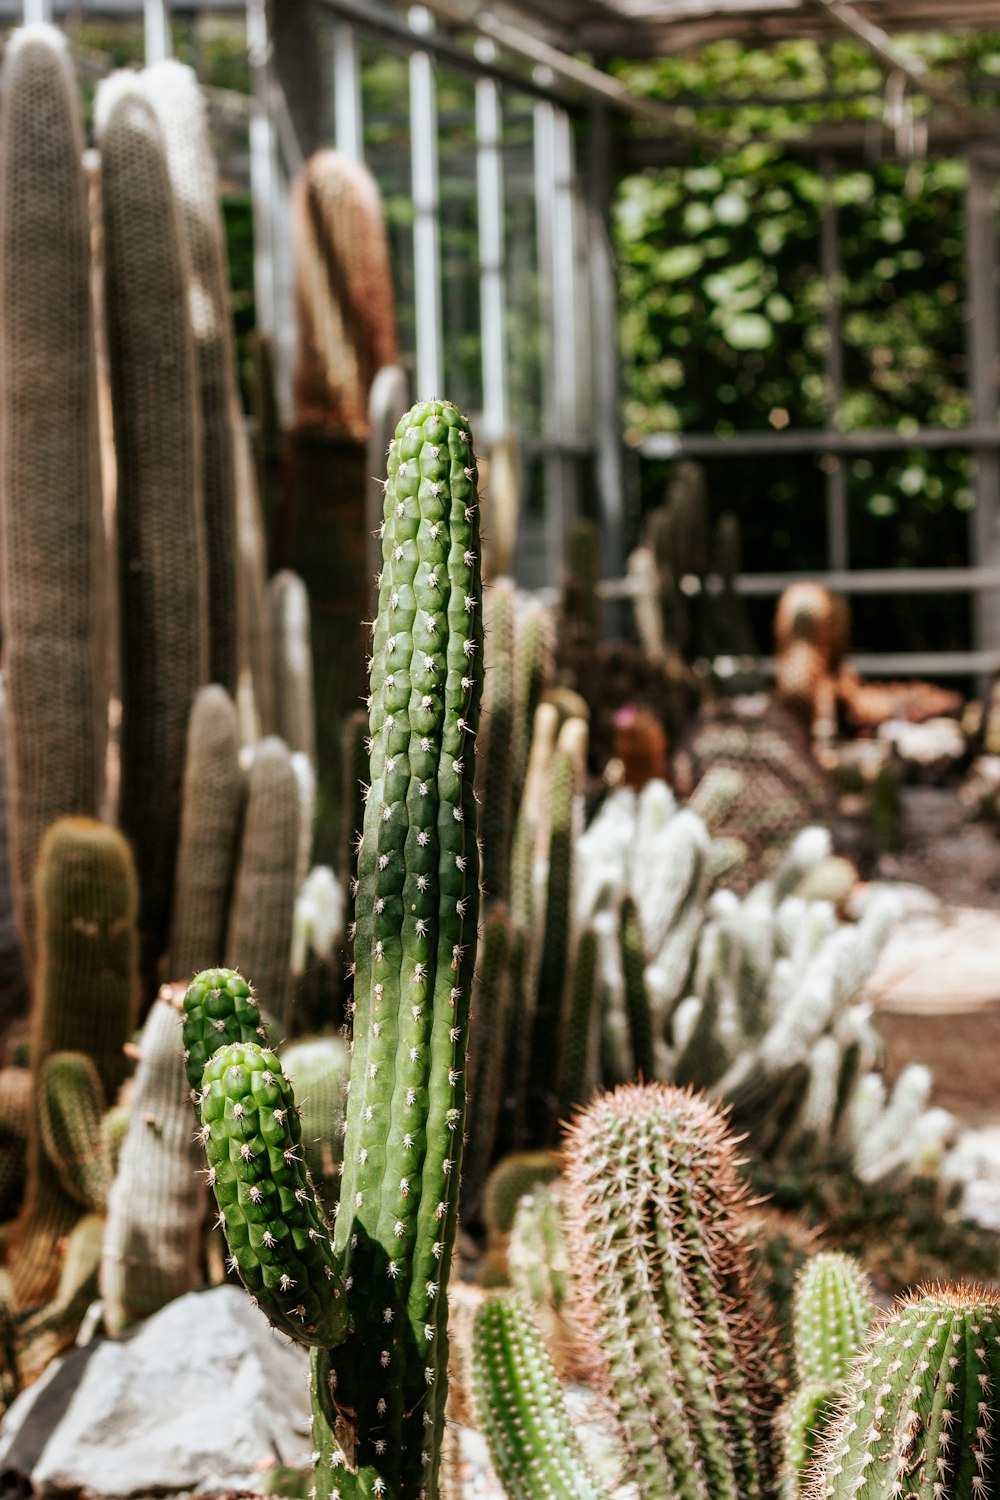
[0,25,103,964]
[198,1040,348,1347]
[810,1285,1000,1500]
[563,1083,779,1500]
[792,1252,874,1390]
[181,967,270,1095]
[326,399,484,1500]
[472,1295,606,1500]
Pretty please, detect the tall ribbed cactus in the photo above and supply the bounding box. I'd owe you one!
[225,737,302,1034]
[478,581,516,906]
[12,818,139,1307]
[168,686,244,982]
[564,1083,779,1500]
[810,1285,1000,1500]
[142,60,240,696]
[101,995,207,1333]
[191,401,483,1500]
[97,72,208,982]
[0,26,103,965]
[323,398,483,1500]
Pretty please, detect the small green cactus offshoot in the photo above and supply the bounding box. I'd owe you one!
[472,1294,607,1500]
[198,1041,347,1348]
[811,1284,1000,1500]
[181,967,270,1095]
[792,1252,874,1390]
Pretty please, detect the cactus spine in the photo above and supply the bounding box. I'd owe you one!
[0,26,103,963]
[811,1286,1000,1500]
[97,73,209,979]
[563,1083,779,1500]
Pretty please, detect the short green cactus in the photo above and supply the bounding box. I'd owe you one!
[483,1151,562,1237]
[37,1051,109,1214]
[198,1040,348,1347]
[791,1252,874,1390]
[472,1294,606,1500]
[811,1285,1000,1500]
[563,1083,779,1500]
[619,896,655,1080]
[181,967,270,1096]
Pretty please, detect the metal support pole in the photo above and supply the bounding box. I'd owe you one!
[586,102,625,606]
[820,153,848,570]
[409,12,443,400]
[965,148,1000,688]
[246,0,293,419]
[21,0,52,20]
[333,19,364,164]
[533,99,579,586]
[475,68,508,446]
[143,0,172,64]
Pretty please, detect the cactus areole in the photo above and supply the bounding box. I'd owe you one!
[191,401,484,1500]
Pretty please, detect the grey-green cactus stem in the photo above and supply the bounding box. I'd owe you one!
[325,400,484,1500]
[472,1295,608,1500]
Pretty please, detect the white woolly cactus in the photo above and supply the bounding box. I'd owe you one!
[290,864,343,977]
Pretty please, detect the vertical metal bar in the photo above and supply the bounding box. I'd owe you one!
[550,106,579,442]
[476,70,508,447]
[965,149,1000,686]
[532,100,567,584]
[586,103,625,603]
[333,19,364,165]
[22,0,52,21]
[246,0,276,340]
[821,153,848,571]
[409,16,443,400]
[143,0,171,65]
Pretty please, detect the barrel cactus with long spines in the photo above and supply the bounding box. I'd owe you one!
[810,1284,1000,1500]
[564,1082,779,1500]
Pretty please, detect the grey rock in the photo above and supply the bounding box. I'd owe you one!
[0,1285,311,1496]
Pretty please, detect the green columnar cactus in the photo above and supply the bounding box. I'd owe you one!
[528,719,586,1142]
[510,607,553,799]
[168,686,244,982]
[472,1295,607,1500]
[482,1151,563,1237]
[281,1033,350,1214]
[181,966,271,1095]
[225,737,302,1033]
[792,1251,874,1389]
[37,1051,110,1213]
[782,1382,838,1500]
[142,60,240,696]
[508,1184,571,1337]
[270,572,317,764]
[323,399,484,1500]
[564,1083,779,1500]
[619,897,655,1080]
[558,927,600,1118]
[463,907,513,1220]
[811,1285,1000,1500]
[12,818,139,1308]
[97,73,209,981]
[102,1102,131,1177]
[101,996,208,1334]
[342,705,370,951]
[479,581,516,906]
[0,26,103,964]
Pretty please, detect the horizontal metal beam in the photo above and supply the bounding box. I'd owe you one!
[764,649,1000,677]
[639,425,1000,460]
[599,566,1000,599]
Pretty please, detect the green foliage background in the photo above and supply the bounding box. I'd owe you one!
[615,34,1000,654]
